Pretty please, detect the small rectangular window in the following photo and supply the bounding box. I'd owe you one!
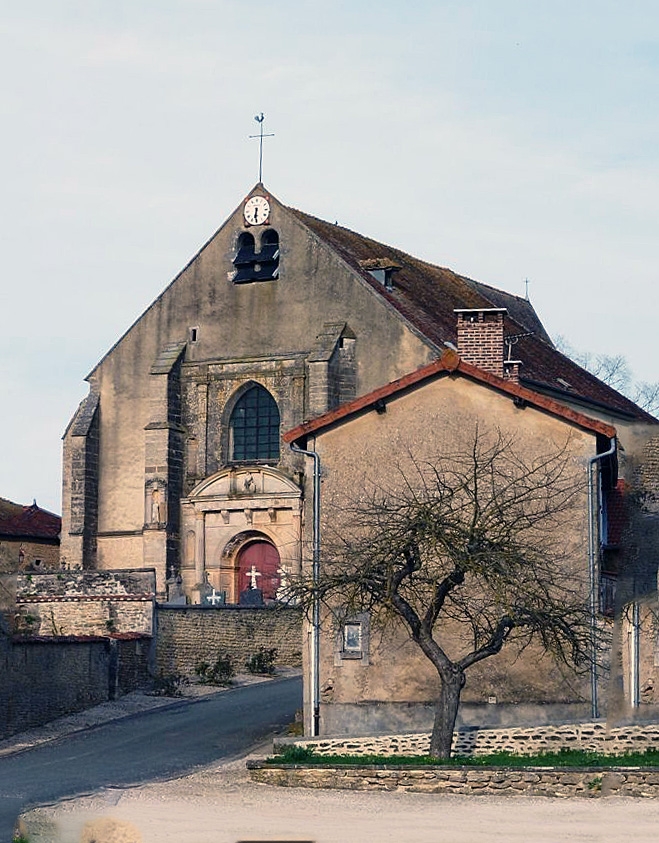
[189,327,199,343]
[343,622,362,652]
[335,613,369,665]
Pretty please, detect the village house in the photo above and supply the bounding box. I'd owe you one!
[0,497,60,574]
[284,347,659,735]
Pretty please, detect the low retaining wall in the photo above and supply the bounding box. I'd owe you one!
[155,605,303,676]
[286,722,659,758]
[248,763,659,797]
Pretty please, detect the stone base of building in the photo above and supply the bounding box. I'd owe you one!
[319,701,594,737]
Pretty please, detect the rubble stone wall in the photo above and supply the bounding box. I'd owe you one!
[288,722,659,758]
[155,605,303,676]
[14,569,155,637]
[248,763,659,797]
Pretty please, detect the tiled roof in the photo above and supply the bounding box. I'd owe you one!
[284,349,618,445]
[288,208,657,424]
[0,497,61,540]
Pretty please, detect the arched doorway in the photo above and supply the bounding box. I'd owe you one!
[236,540,280,600]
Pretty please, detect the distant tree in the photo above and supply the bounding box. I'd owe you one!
[292,429,599,758]
[555,336,659,417]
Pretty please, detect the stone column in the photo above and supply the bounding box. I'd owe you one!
[193,510,206,603]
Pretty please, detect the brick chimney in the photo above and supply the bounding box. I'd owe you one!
[455,308,506,377]
[503,359,522,383]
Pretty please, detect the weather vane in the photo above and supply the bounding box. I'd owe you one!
[249,113,274,183]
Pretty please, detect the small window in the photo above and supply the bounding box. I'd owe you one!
[600,571,617,618]
[335,613,370,665]
[230,384,280,462]
[189,327,199,343]
[343,622,362,652]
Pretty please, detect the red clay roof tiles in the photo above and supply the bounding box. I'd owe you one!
[0,497,61,540]
[284,349,618,444]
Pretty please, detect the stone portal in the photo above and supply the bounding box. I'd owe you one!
[180,466,302,604]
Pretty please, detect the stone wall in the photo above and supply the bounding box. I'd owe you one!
[285,722,659,758]
[0,631,151,740]
[155,605,302,676]
[13,569,155,637]
[248,762,659,797]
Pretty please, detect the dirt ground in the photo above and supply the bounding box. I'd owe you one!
[20,751,659,843]
[13,681,659,843]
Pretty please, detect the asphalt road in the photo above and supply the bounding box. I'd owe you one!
[0,675,301,841]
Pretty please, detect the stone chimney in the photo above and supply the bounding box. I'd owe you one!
[455,308,507,377]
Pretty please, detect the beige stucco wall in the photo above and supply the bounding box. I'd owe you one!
[306,372,598,733]
[91,194,435,537]
[549,395,657,461]
[619,599,659,711]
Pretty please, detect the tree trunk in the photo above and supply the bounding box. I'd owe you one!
[429,667,464,758]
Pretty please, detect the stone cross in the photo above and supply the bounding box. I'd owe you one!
[207,588,223,606]
[247,565,261,590]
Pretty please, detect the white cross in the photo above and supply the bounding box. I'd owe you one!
[276,566,292,602]
[247,565,261,590]
[207,588,223,606]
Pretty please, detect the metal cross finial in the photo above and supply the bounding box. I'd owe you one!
[249,113,275,183]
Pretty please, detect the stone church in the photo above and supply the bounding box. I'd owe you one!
[60,183,658,620]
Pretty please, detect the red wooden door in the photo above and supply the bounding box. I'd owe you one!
[237,541,280,600]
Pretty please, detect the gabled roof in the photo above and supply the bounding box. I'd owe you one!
[83,184,655,425]
[283,349,618,444]
[0,498,61,541]
[288,208,657,424]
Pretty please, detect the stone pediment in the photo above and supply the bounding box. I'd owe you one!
[186,467,301,503]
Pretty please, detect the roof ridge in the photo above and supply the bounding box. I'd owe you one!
[284,350,618,444]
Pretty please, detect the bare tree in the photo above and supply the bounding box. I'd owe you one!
[294,429,599,758]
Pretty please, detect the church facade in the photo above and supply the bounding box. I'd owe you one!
[60,183,658,627]
[61,184,440,602]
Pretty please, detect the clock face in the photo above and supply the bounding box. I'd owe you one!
[243,196,270,226]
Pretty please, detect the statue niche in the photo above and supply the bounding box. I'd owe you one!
[144,480,167,529]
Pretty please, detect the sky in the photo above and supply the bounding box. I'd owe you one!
[1,1,658,514]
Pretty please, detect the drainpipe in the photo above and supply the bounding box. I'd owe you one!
[630,601,640,708]
[587,437,616,719]
[290,440,321,737]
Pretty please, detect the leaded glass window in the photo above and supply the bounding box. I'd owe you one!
[230,385,280,462]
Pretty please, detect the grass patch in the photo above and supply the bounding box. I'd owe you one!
[268,744,659,768]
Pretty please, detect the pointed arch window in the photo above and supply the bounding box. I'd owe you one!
[230,385,280,462]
